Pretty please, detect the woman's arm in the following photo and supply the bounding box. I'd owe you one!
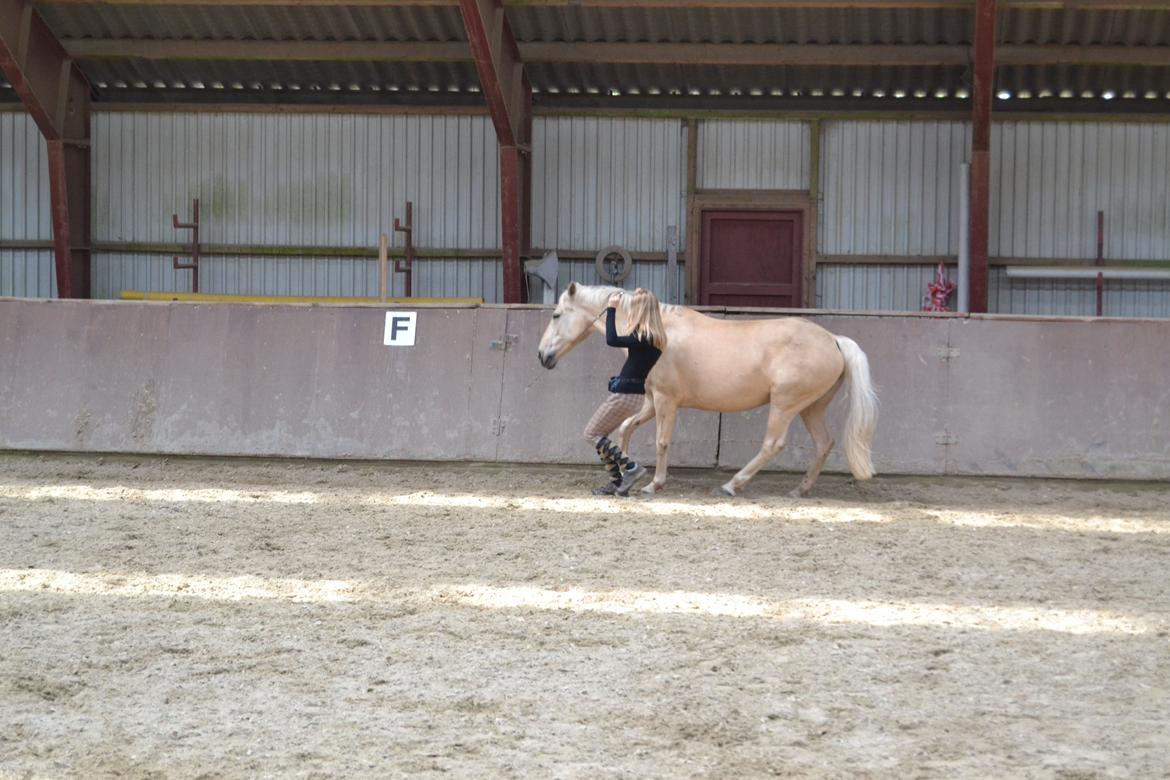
[605,307,640,348]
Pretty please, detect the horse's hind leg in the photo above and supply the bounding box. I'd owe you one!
[720,403,797,497]
[791,380,842,498]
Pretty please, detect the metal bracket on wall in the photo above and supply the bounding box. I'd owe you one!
[393,201,414,298]
[171,198,200,293]
[490,418,506,436]
[490,334,520,351]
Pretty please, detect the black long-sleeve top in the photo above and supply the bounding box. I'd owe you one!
[605,307,662,395]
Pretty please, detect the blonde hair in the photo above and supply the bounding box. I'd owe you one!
[620,288,668,350]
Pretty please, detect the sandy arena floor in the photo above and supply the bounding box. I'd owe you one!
[1,452,1168,779]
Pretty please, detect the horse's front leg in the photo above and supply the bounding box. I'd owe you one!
[644,400,678,494]
[617,396,655,454]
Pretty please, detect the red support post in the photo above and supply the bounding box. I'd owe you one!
[499,146,525,304]
[459,0,531,304]
[0,0,92,298]
[968,0,996,314]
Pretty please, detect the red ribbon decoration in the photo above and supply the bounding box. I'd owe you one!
[922,262,957,312]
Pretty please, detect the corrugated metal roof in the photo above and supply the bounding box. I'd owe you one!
[11,3,1170,109]
[527,62,968,98]
[31,2,1170,48]
[34,4,468,43]
[997,65,1170,98]
[1004,9,1170,46]
[508,7,1170,47]
[63,59,1170,108]
[80,59,483,97]
[509,7,973,45]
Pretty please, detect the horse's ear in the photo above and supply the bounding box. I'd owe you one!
[567,281,577,298]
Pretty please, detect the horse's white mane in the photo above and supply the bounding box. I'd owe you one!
[566,283,680,315]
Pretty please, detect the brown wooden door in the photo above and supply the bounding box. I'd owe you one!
[699,210,804,307]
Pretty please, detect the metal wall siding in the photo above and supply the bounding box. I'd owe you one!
[988,268,1170,318]
[988,268,1092,316]
[531,117,685,254]
[555,258,685,304]
[816,264,1168,318]
[815,263,944,312]
[697,120,808,191]
[820,121,969,256]
[412,258,502,303]
[992,122,1170,261]
[0,113,54,298]
[0,251,56,298]
[1103,280,1170,319]
[93,254,503,302]
[11,111,1169,314]
[93,112,501,250]
[1,112,51,242]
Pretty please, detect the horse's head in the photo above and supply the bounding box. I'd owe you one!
[537,282,602,369]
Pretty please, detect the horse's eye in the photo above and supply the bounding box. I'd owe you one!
[552,313,561,319]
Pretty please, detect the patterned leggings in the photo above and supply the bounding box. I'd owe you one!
[583,392,646,448]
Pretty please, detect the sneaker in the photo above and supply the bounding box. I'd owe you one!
[591,481,619,496]
[615,463,648,497]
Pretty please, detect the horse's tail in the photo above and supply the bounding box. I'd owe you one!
[834,336,878,481]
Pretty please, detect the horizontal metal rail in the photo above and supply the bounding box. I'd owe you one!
[1004,266,1170,281]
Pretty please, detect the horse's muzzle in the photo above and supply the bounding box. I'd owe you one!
[538,351,557,369]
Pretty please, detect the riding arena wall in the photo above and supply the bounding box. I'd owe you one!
[2,297,1166,481]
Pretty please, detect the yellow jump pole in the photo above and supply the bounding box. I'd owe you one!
[120,291,481,304]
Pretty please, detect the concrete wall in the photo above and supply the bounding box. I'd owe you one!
[2,298,1168,481]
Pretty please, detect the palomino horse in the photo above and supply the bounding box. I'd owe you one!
[537,283,878,497]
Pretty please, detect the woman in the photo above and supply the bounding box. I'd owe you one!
[583,287,668,496]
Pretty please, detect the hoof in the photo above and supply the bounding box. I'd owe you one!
[788,487,808,499]
[714,484,736,498]
[641,482,661,495]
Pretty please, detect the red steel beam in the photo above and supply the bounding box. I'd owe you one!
[0,0,91,298]
[459,0,531,304]
[968,0,996,314]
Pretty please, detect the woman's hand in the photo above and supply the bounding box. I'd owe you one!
[607,293,621,308]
